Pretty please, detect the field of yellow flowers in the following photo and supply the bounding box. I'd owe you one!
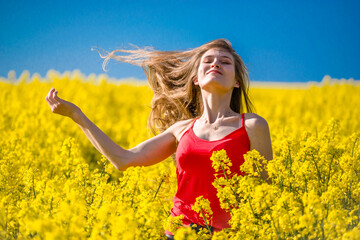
[1,70,359,239]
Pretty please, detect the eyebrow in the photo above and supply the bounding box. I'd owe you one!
[203,55,233,61]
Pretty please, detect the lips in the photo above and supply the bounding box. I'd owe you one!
[207,69,222,75]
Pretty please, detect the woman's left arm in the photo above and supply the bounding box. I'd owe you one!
[245,113,273,182]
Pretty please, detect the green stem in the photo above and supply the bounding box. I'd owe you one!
[248,197,258,219]
[351,137,358,157]
[311,154,323,186]
[220,164,240,206]
[254,162,265,183]
[325,154,334,191]
[32,172,36,199]
[357,194,360,225]
[288,147,292,192]
[266,202,281,240]
[152,177,164,201]
[200,209,213,237]
[49,196,53,216]
[91,161,107,205]
[320,218,325,240]
[131,171,141,209]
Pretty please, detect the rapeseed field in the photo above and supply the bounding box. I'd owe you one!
[1,70,359,239]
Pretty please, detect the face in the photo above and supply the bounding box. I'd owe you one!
[195,48,239,92]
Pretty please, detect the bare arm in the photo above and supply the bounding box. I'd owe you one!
[245,113,273,182]
[45,88,177,171]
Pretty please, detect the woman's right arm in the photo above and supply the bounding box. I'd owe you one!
[45,88,177,171]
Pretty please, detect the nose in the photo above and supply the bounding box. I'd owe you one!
[211,63,220,69]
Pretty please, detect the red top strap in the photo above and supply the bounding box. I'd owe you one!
[242,113,245,127]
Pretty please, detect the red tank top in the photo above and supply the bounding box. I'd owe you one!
[171,113,250,230]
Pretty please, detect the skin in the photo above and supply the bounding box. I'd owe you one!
[45,48,272,181]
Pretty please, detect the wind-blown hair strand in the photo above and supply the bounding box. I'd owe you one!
[95,39,254,134]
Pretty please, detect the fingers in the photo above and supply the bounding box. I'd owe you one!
[53,90,62,102]
[45,88,55,100]
[45,88,56,104]
[52,90,57,100]
[45,88,62,107]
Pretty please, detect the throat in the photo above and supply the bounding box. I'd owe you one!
[200,109,236,124]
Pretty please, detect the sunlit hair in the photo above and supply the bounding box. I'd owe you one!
[96,39,254,133]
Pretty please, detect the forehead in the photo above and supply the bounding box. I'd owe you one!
[201,48,233,60]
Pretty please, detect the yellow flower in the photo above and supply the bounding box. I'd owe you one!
[164,215,184,235]
[211,149,232,175]
[1,72,359,239]
[192,196,213,230]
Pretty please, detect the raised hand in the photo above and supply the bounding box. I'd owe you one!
[45,88,80,119]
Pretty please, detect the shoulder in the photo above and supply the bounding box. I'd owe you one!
[244,113,270,143]
[166,118,195,141]
[243,113,273,160]
[244,113,269,130]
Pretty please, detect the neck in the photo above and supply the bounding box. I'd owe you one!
[200,90,234,123]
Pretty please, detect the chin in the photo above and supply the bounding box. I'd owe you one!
[200,81,233,93]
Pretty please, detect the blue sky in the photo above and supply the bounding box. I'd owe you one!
[0,0,359,82]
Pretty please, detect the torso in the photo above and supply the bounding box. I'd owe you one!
[165,112,270,231]
[171,112,250,230]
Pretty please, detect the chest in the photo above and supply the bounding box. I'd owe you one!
[176,126,250,173]
[192,120,241,141]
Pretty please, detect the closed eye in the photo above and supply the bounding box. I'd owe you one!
[203,57,213,63]
[202,56,233,64]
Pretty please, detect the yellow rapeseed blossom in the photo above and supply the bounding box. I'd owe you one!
[0,70,359,239]
[164,215,184,235]
[191,196,213,231]
[211,149,232,176]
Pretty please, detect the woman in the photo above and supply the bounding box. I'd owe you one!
[45,39,272,238]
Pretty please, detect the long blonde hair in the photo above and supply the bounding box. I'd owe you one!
[97,39,254,133]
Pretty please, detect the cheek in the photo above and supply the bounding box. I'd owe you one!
[228,66,236,79]
[197,65,207,78]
